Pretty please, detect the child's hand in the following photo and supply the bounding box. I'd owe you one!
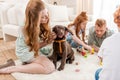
[87,46,94,54]
[87,45,92,51]
[50,32,56,39]
[48,32,56,44]
[91,44,99,52]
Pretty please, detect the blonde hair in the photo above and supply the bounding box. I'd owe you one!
[23,0,45,56]
[95,19,106,27]
[68,11,88,42]
[114,6,120,23]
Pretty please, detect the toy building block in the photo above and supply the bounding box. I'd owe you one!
[91,48,95,54]
[76,46,88,57]
[75,69,80,72]
[75,62,79,65]
[81,51,87,57]
[99,61,102,66]
[99,60,102,66]
[81,51,85,56]
[77,48,87,57]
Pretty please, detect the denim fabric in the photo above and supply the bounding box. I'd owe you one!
[66,34,82,48]
[95,68,102,80]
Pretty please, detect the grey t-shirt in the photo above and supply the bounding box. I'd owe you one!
[88,26,114,47]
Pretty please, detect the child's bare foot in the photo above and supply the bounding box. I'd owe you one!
[0,66,15,74]
[0,59,15,69]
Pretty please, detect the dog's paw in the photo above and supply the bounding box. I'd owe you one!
[69,61,73,64]
[58,66,64,71]
[69,59,74,64]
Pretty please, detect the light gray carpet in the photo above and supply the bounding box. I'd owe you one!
[12,49,101,80]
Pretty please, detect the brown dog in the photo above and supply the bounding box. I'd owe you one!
[50,25,74,71]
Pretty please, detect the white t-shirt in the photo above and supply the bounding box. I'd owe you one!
[98,32,120,80]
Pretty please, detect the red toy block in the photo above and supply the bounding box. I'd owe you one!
[81,52,86,56]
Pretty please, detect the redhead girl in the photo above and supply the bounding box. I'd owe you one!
[67,12,92,51]
[0,0,55,74]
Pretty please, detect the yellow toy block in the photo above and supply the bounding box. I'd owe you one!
[91,48,94,54]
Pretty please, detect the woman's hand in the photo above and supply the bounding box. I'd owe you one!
[48,32,56,44]
[39,32,56,48]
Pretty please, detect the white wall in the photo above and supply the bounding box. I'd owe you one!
[93,0,119,32]
[44,0,77,14]
[76,0,93,15]
[3,0,29,4]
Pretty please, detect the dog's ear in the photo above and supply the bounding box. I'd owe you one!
[52,26,57,33]
[64,27,73,35]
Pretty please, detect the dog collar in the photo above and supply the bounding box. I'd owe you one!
[54,39,66,53]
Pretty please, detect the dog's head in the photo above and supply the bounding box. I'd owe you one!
[53,25,73,39]
[53,25,66,39]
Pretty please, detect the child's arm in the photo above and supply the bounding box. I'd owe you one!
[72,35,92,51]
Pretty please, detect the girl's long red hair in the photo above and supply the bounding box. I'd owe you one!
[39,10,51,43]
[23,0,45,56]
[68,12,88,42]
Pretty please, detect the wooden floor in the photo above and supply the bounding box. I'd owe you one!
[0,40,17,80]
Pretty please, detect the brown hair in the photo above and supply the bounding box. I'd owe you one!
[23,0,45,56]
[95,19,106,27]
[68,11,88,42]
[39,9,51,43]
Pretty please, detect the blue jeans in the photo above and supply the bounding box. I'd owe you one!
[95,68,102,80]
[66,34,82,48]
